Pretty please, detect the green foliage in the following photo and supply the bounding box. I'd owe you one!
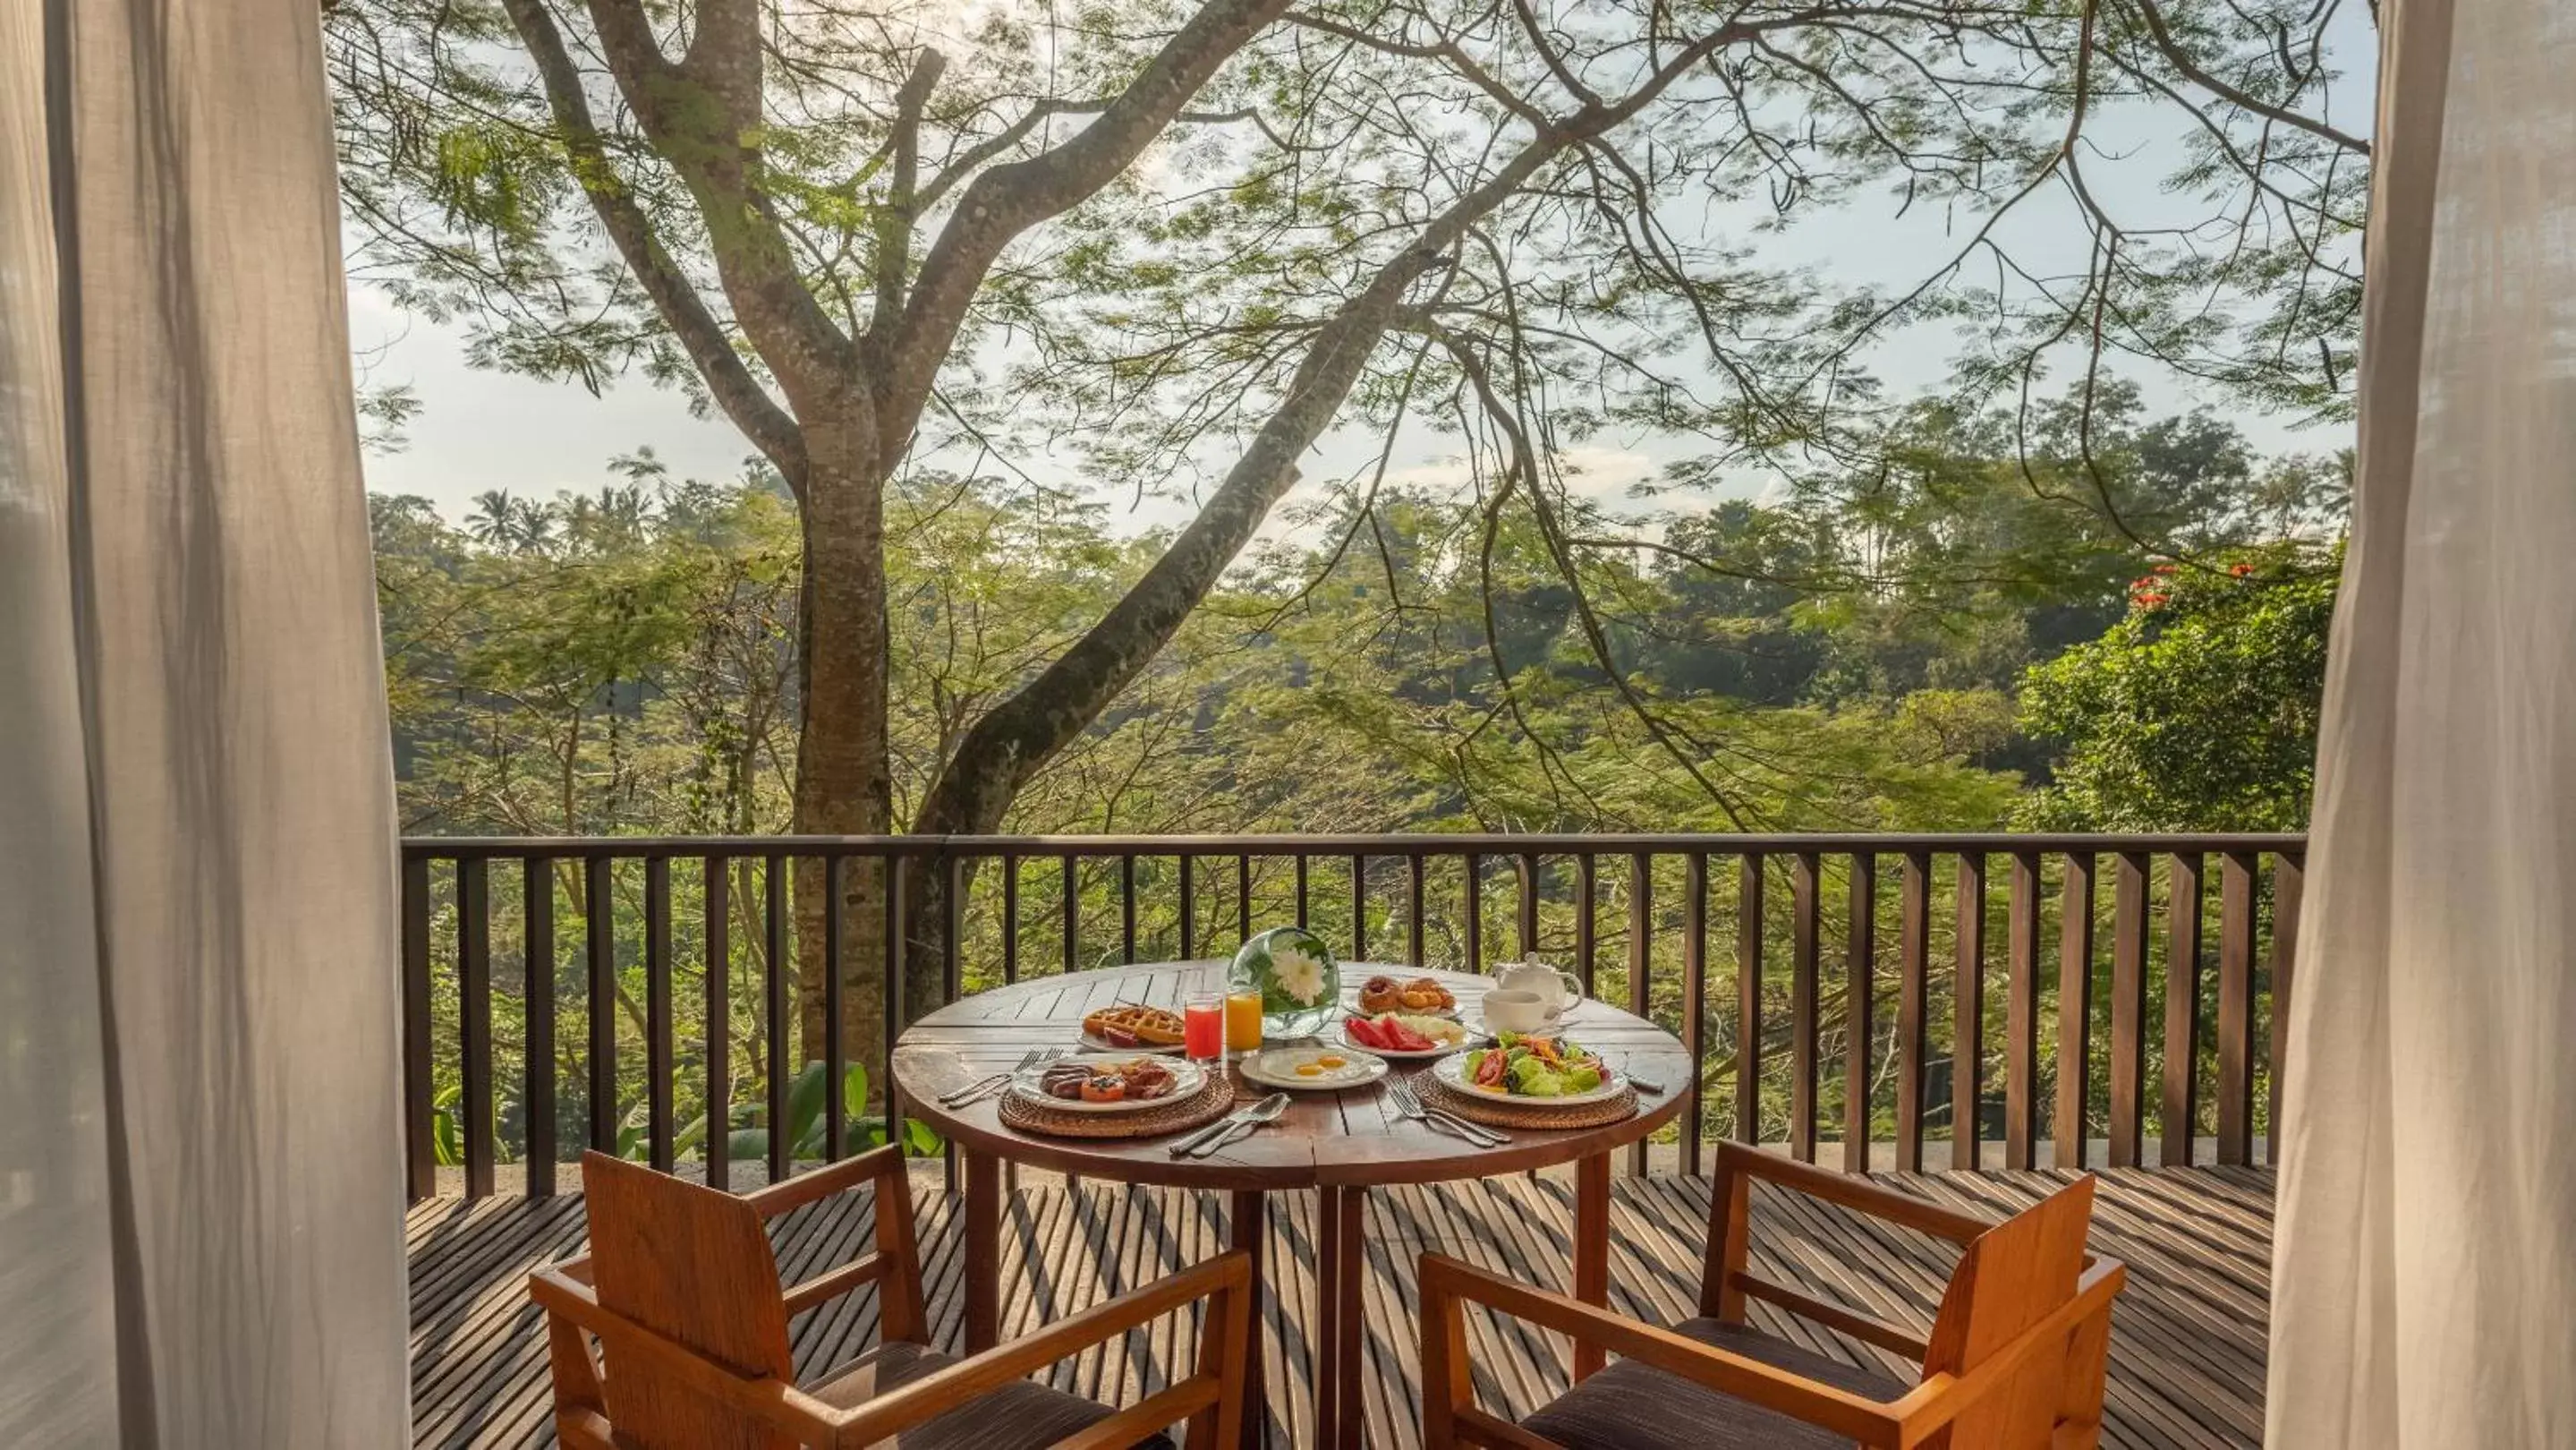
[2016,547,2339,830]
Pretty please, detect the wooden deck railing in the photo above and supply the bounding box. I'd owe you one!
[400,833,2303,1200]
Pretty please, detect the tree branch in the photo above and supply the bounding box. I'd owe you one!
[580,0,857,402]
[880,0,1299,464]
[501,0,808,490]
[872,50,947,337]
[2122,0,2369,157]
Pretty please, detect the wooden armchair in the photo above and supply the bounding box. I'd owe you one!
[530,1149,1251,1449]
[1420,1142,2125,1450]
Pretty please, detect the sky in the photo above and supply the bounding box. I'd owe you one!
[350,19,2376,533]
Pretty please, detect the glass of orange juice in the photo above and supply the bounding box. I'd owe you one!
[1223,989,1265,1053]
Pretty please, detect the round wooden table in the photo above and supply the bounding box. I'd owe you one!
[892,963,1691,1448]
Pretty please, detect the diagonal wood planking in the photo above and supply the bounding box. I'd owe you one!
[409,1165,2271,1447]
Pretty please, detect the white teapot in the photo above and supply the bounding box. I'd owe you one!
[1490,959,1585,1021]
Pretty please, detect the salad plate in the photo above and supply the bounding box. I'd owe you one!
[1435,1033,1623,1105]
[1338,1011,1477,1061]
[1240,1046,1390,1092]
[1010,1053,1206,1113]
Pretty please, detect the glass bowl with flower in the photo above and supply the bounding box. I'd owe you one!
[1228,926,1340,1038]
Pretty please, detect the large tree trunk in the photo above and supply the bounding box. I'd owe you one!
[791,411,897,1088]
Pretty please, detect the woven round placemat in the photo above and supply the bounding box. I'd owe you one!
[1418,1072,1639,1130]
[997,1065,1237,1140]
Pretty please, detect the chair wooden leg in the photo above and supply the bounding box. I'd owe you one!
[1418,1260,1471,1450]
[1187,1262,1255,1448]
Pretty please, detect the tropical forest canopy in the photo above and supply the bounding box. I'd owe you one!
[378,380,2344,846]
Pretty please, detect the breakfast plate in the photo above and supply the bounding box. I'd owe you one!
[1239,1046,1391,1091]
[1433,1036,1624,1105]
[1338,1011,1479,1061]
[1010,1053,1206,1113]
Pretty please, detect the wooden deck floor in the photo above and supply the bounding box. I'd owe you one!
[410,1164,2273,1448]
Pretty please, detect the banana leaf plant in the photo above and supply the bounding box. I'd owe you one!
[662,1061,942,1164]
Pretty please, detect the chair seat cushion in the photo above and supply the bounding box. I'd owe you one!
[1518,1318,1908,1450]
[808,1341,1174,1450]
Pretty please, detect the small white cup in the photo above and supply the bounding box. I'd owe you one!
[1480,988,1551,1036]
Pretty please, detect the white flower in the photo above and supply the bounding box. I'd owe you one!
[1270,946,1326,1005]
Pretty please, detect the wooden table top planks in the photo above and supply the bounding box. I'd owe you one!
[409,1162,2274,1448]
[892,963,1694,1189]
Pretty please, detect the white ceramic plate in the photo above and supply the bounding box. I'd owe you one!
[1009,1053,1206,1113]
[1336,1013,1479,1062]
[1075,1030,1186,1056]
[1433,1043,1624,1105]
[1240,1046,1391,1092]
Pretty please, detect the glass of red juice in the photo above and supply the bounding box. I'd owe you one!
[1183,993,1225,1065]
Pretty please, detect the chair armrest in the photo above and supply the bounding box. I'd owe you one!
[744,1143,909,1220]
[830,1251,1254,1446]
[1419,1253,1906,1448]
[1713,1140,1990,1244]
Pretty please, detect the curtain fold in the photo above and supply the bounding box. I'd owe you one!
[2266,0,2576,1441]
[1,0,410,1443]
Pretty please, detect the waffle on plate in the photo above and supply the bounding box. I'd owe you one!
[1082,1002,1188,1047]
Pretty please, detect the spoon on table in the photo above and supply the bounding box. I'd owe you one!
[1172,1093,1289,1158]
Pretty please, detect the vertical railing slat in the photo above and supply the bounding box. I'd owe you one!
[943,854,963,1187]
[1407,854,1427,966]
[1576,854,1599,994]
[2109,851,2149,1167]
[1894,851,1929,1173]
[1951,853,1986,1170]
[1349,856,1368,960]
[1682,851,1708,1178]
[459,857,493,1198]
[644,855,673,1173]
[2053,853,2097,1172]
[1626,852,1654,1175]
[1736,854,1764,1147]
[1061,855,1078,975]
[1120,855,1138,964]
[1237,856,1253,944]
[885,855,908,1158]
[1001,854,1020,984]
[1463,854,1484,968]
[703,855,730,1190]
[2266,855,2304,1167]
[1843,853,1876,1173]
[765,855,788,1183]
[2161,852,2206,1167]
[2215,851,2257,1164]
[825,856,847,1163]
[585,857,616,1153]
[402,853,434,1201]
[1517,852,1541,960]
[525,858,557,1198]
[1790,852,1820,1164]
[2004,851,2040,1171]
[1294,855,1310,930]
[1178,855,1195,960]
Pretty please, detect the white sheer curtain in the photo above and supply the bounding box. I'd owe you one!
[0,0,409,1443]
[2266,0,2576,1440]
